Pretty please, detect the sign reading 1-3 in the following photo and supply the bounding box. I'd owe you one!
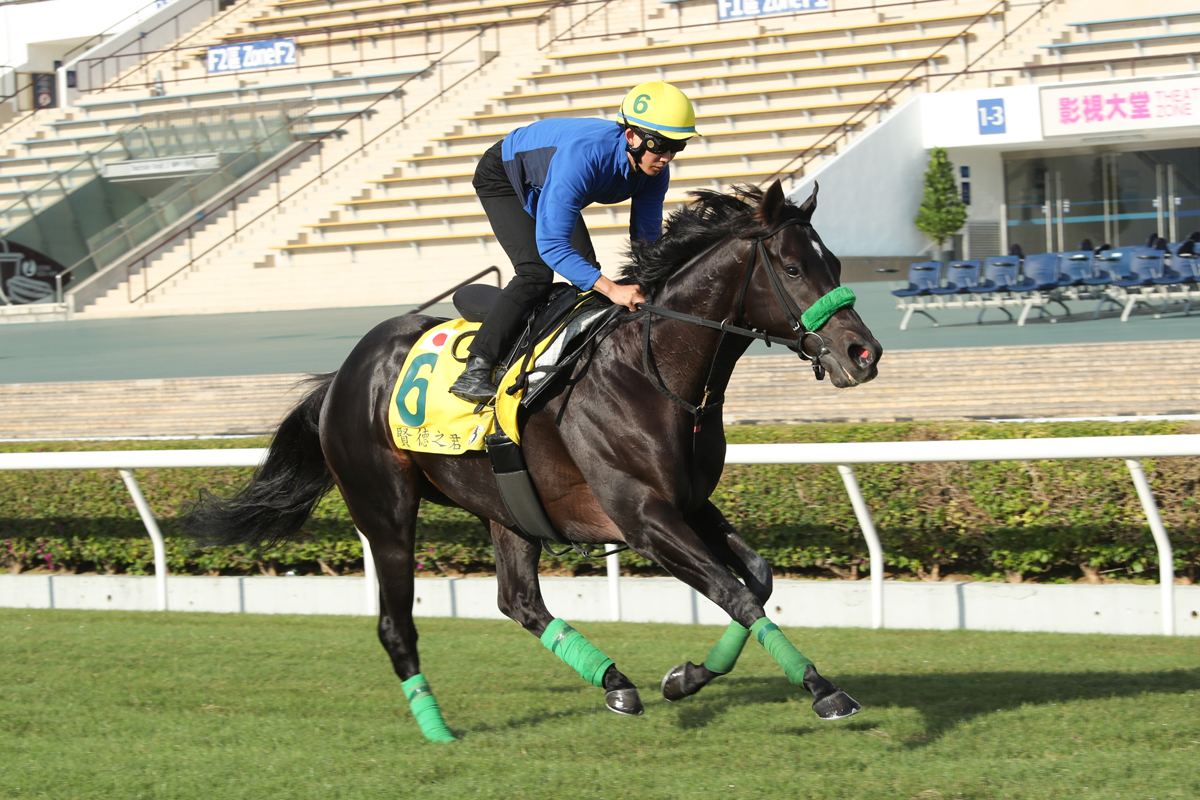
[977,98,1006,135]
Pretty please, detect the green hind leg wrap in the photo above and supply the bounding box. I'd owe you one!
[401,673,455,743]
[750,617,814,685]
[703,621,751,675]
[540,618,614,688]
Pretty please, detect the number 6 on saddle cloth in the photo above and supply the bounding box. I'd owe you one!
[389,282,620,554]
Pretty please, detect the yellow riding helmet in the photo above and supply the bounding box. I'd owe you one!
[617,81,697,140]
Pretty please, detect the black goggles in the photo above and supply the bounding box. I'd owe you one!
[634,127,688,155]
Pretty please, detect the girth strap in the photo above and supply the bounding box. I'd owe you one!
[486,425,630,559]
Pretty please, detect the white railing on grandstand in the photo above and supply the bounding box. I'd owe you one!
[2,435,1197,635]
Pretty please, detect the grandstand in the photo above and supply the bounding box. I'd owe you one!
[0,0,1198,435]
[1,0,1145,318]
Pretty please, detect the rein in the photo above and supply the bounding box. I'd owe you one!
[637,215,856,432]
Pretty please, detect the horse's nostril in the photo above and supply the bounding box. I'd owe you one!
[848,344,872,367]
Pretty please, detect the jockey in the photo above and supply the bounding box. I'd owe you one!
[449,80,698,404]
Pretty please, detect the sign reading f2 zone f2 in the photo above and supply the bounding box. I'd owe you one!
[717,0,827,21]
[207,38,297,74]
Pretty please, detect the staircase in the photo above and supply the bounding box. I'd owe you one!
[956,0,1200,89]
[725,339,1200,423]
[4,339,1197,439]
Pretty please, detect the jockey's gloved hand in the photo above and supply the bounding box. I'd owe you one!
[594,275,645,311]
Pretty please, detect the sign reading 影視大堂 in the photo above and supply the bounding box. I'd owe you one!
[1041,76,1200,137]
[716,0,827,21]
[206,38,297,74]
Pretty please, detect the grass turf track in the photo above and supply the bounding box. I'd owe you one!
[1,609,1197,800]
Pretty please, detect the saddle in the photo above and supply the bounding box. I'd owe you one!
[388,284,616,456]
[456,282,617,429]
[453,282,621,554]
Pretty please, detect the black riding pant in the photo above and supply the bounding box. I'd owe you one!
[468,140,598,364]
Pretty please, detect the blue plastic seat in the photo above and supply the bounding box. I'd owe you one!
[967,257,1019,294]
[891,262,941,297]
[1045,251,1095,285]
[1009,253,1060,293]
[929,260,981,295]
[1112,250,1165,288]
[1089,248,1152,289]
[1086,248,1144,285]
[1156,243,1199,285]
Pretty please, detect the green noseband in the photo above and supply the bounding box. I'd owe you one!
[800,286,856,332]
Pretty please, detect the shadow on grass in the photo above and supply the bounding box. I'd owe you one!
[457,703,602,737]
[669,667,1200,747]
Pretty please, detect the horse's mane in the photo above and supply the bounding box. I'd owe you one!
[620,184,783,298]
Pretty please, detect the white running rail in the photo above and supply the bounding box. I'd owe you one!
[2,434,1198,634]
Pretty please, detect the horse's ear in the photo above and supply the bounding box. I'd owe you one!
[798,182,819,221]
[756,180,786,224]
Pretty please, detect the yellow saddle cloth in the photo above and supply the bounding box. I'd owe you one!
[389,294,604,454]
[388,319,495,454]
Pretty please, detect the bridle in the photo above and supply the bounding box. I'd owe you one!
[637,214,856,431]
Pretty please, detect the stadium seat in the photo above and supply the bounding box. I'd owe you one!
[1088,248,1140,285]
[545,10,1000,66]
[1157,241,1199,285]
[968,256,1019,294]
[1150,242,1199,317]
[1041,30,1200,57]
[523,36,966,85]
[1010,253,1071,325]
[1111,249,1164,288]
[928,260,980,295]
[1055,251,1097,287]
[967,256,1021,323]
[892,261,941,330]
[892,262,941,297]
[1010,253,1061,293]
[252,0,552,29]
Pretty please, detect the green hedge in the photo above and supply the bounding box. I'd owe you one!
[2,421,1198,583]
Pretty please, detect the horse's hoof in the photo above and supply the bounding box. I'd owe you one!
[660,663,689,702]
[605,688,644,716]
[660,661,716,702]
[803,663,862,721]
[812,689,862,721]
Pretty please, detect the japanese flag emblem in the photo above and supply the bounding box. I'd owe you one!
[419,327,457,353]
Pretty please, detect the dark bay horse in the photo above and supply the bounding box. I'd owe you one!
[184,180,883,742]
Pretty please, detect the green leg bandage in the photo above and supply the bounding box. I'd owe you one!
[703,620,752,675]
[540,618,614,688]
[750,617,814,686]
[401,673,455,743]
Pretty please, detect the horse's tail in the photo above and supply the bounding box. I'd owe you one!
[181,372,336,548]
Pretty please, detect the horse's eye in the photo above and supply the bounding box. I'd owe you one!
[784,265,801,278]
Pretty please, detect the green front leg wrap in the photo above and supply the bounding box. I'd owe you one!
[703,620,751,674]
[401,673,455,743]
[750,617,814,685]
[540,618,614,688]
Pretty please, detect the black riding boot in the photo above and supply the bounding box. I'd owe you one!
[449,356,498,403]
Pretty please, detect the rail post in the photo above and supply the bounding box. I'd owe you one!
[605,544,621,622]
[356,529,379,617]
[837,465,884,629]
[118,469,168,612]
[1125,459,1175,635]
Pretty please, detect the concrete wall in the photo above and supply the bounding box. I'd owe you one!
[60,0,226,100]
[0,0,160,74]
[787,96,930,258]
[3,574,1197,637]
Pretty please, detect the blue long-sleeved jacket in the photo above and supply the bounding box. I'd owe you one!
[500,118,669,290]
